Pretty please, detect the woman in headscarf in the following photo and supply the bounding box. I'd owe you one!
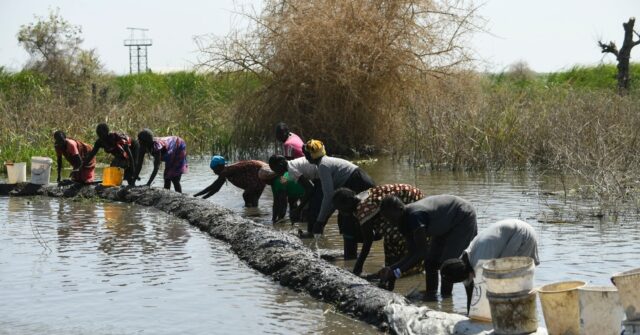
[135,129,188,192]
[194,156,267,207]
[304,139,376,259]
[53,130,96,184]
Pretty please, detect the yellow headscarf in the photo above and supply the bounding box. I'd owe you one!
[305,139,326,159]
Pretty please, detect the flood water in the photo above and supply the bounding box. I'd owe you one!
[2,157,640,333]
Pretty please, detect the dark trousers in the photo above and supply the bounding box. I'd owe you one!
[305,181,323,233]
[340,168,376,259]
[425,211,478,296]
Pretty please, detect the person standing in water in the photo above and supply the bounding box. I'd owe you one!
[135,129,188,192]
[53,130,96,184]
[378,194,477,300]
[304,139,376,260]
[269,154,320,233]
[275,122,304,160]
[440,219,539,314]
[82,123,139,186]
[194,156,267,207]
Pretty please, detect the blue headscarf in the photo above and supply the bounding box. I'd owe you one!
[210,155,226,170]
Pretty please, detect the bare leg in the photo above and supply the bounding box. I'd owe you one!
[171,175,182,193]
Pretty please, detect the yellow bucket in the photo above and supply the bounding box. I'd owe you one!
[102,167,124,187]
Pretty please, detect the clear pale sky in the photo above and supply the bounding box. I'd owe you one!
[0,0,638,74]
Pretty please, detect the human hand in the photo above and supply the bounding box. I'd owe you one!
[377,267,392,281]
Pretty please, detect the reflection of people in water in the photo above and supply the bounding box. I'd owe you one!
[55,200,98,251]
[98,203,146,255]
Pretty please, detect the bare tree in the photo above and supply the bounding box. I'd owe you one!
[598,17,640,93]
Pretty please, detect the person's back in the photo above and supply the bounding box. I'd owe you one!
[223,160,267,190]
[315,156,358,223]
[466,219,539,268]
[100,132,132,159]
[287,157,318,181]
[317,156,357,189]
[283,132,304,159]
[402,195,475,237]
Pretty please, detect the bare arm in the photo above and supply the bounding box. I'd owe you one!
[56,153,63,182]
[272,190,288,222]
[82,140,101,166]
[146,151,161,186]
[353,221,375,275]
[295,176,315,210]
[123,144,136,183]
[134,147,146,180]
[194,176,225,198]
[389,227,428,274]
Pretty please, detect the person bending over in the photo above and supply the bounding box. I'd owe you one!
[54,130,96,184]
[378,194,477,300]
[332,184,425,278]
[440,219,540,313]
[83,123,139,185]
[194,156,267,207]
[304,139,376,260]
[136,129,188,192]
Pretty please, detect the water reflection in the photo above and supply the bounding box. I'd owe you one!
[0,197,375,335]
[3,157,640,333]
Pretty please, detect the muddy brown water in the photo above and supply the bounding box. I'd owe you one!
[1,157,639,334]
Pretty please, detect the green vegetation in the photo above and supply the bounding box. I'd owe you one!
[0,69,260,168]
[2,7,640,213]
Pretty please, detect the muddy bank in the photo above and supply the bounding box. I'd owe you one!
[1,182,530,334]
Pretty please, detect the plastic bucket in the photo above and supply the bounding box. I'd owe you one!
[30,156,53,185]
[486,290,538,335]
[102,167,124,187]
[611,267,640,321]
[4,162,27,183]
[482,257,535,294]
[469,265,492,322]
[624,320,640,335]
[578,286,624,335]
[538,281,585,335]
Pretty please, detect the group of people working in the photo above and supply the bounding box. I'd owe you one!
[54,122,540,313]
[54,123,188,191]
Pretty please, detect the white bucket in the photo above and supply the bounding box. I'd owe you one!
[469,265,492,322]
[5,162,27,183]
[624,320,640,335]
[611,267,640,321]
[578,286,624,335]
[482,257,535,295]
[30,156,53,185]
